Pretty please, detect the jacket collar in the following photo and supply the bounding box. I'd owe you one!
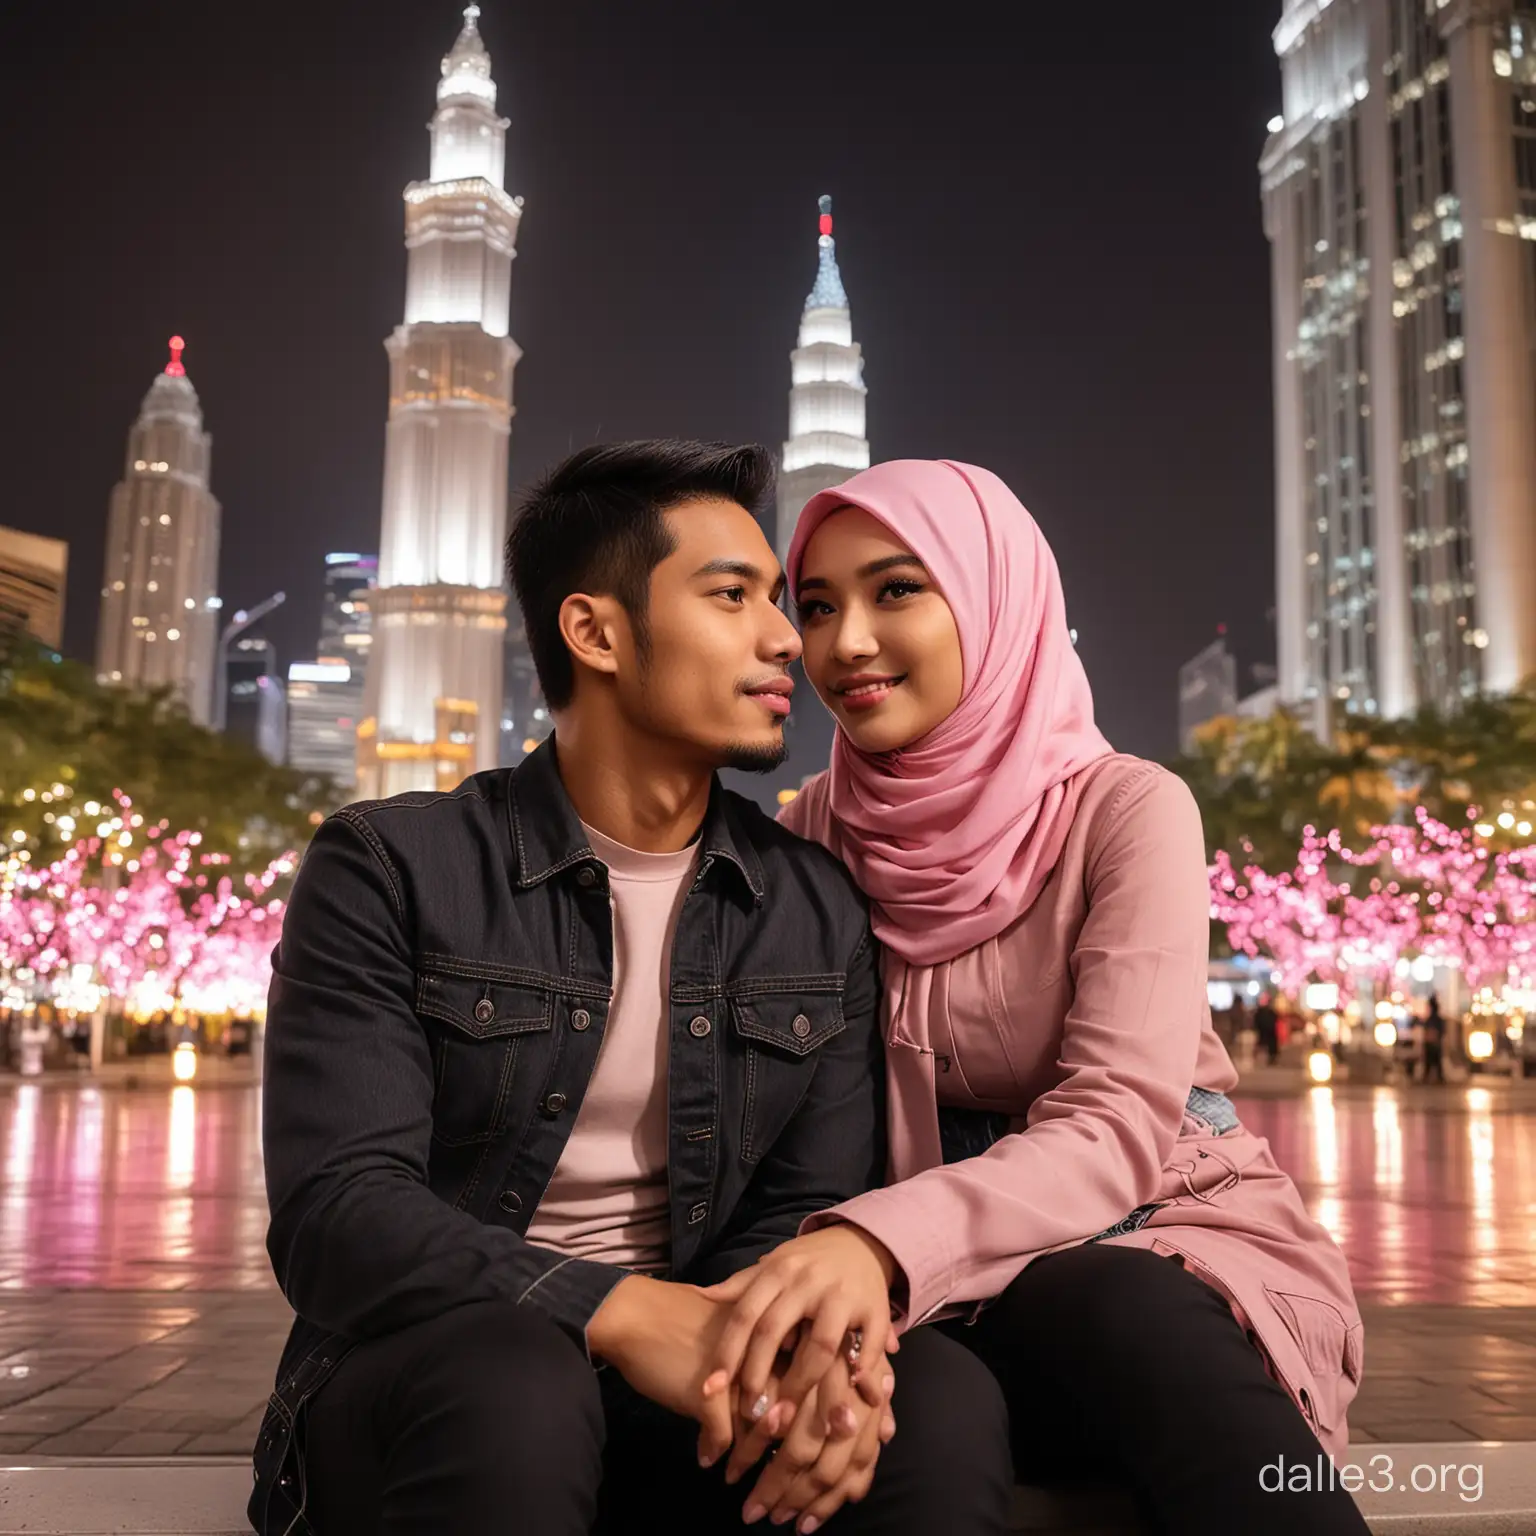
[506,735,765,906]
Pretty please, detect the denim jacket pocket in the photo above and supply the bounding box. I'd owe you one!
[731,991,845,1163]
[416,970,555,1147]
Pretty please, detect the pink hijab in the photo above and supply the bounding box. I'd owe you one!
[786,459,1113,968]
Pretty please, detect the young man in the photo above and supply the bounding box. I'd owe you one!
[251,442,1010,1535]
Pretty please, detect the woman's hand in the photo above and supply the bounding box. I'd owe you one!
[701,1225,899,1440]
[740,1360,897,1534]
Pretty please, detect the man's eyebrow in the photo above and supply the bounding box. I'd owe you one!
[691,558,788,601]
[796,554,929,592]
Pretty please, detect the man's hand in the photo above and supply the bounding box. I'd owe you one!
[587,1274,739,1466]
[702,1225,899,1438]
[742,1359,896,1534]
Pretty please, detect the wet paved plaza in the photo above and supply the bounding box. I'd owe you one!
[0,1076,1534,1455]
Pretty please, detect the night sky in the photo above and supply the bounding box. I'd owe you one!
[3,0,1285,760]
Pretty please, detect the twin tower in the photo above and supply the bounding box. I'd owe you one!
[357,5,868,798]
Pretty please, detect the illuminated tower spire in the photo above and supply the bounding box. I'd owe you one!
[776,195,869,568]
[359,4,524,798]
[806,196,849,309]
[96,337,222,724]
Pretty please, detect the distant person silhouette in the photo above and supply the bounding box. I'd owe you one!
[1422,994,1447,1084]
[1254,994,1280,1066]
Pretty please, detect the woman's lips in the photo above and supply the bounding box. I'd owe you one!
[837,676,904,712]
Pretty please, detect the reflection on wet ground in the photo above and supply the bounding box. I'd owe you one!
[0,1079,1532,1304]
[1,1080,1535,1450]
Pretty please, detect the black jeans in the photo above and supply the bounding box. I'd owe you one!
[300,1298,1013,1535]
[942,1243,1370,1536]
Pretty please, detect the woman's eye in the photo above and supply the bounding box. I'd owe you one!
[796,600,831,621]
[880,580,923,601]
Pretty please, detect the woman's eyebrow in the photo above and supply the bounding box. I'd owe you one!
[797,554,928,592]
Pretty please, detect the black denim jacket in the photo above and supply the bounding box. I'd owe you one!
[249,739,884,1533]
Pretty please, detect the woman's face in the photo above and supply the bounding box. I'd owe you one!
[795,506,965,754]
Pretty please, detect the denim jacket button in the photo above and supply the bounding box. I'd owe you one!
[498,1190,522,1213]
[571,1008,591,1031]
[473,999,495,1025]
[689,1015,711,1038]
[577,866,597,888]
[791,1014,812,1039]
[542,1092,568,1117]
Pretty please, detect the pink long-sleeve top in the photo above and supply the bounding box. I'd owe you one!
[782,755,1363,1456]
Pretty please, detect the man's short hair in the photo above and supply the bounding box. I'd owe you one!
[505,439,777,710]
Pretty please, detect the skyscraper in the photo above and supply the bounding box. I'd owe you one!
[1178,637,1239,752]
[318,552,376,671]
[776,196,869,570]
[769,197,870,795]
[95,337,222,724]
[288,661,361,787]
[1263,0,1536,724]
[286,553,373,788]
[357,4,522,798]
[0,527,68,652]
[225,634,287,766]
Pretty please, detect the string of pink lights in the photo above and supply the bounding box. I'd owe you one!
[1211,807,1536,1001]
[0,789,291,1018]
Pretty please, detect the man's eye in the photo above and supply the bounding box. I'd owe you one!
[717,586,746,603]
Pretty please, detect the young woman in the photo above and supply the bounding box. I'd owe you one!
[704,460,1368,1534]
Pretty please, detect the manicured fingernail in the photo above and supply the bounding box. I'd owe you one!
[883,1373,895,1396]
[743,1503,765,1524]
[771,1511,794,1526]
[838,1405,858,1434]
[750,1393,770,1421]
[801,1521,820,1535]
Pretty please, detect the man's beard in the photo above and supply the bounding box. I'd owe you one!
[721,737,788,774]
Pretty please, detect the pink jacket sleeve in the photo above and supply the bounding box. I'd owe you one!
[808,767,1211,1326]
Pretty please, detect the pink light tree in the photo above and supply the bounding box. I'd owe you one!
[1210,809,1536,1003]
[0,792,292,1016]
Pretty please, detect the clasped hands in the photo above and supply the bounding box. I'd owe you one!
[704,1225,902,1533]
[591,1226,900,1534]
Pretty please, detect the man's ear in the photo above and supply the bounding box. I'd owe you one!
[558,593,623,680]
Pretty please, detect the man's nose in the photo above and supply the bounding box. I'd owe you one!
[768,606,803,662]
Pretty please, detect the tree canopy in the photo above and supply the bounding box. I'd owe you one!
[0,644,336,877]
[1169,693,1536,868]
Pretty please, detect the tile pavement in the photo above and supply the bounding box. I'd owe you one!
[0,1289,1530,1456]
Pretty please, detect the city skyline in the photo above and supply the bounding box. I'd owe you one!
[7,0,1288,760]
